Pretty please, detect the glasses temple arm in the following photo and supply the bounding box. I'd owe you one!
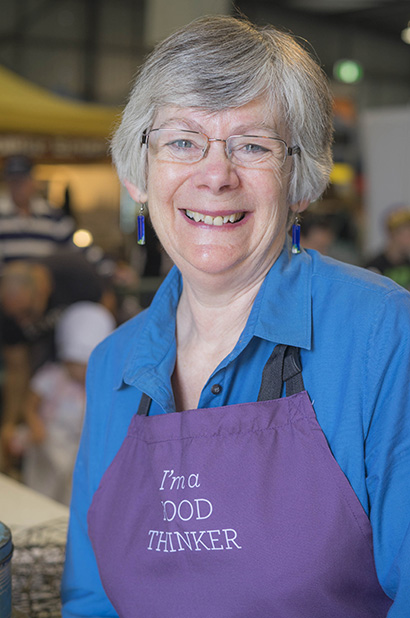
[288,145,301,156]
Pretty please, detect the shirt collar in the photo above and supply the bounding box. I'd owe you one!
[249,244,312,350]
[120,267,181,400]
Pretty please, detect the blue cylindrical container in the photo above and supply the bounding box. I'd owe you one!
[0,522,13,618]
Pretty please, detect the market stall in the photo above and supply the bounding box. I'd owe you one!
[0,64,120,162]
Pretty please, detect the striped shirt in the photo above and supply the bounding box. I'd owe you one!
[0,193,75,264]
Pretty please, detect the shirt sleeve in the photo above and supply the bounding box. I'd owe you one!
[363,286,410,615]
[61,356,118,618]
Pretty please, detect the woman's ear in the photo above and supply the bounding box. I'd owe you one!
[123,179,148,203]
[289,199,310,214]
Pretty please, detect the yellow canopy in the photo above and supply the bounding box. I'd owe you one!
[0,65,121,138]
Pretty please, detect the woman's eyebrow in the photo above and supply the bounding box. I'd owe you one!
[234,122,280,136]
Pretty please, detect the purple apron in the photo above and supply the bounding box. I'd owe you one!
[88,345,392,617]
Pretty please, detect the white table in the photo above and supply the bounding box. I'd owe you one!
[0,472,68,534]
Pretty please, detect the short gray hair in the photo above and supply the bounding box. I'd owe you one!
[111,15,333,205]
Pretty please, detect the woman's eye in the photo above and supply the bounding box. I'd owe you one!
[169,139,195,149]
[243,143,268,153]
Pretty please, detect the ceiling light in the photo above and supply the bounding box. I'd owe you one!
[333,59,363,84]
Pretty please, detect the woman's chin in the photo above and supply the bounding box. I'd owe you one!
[175,245,249,279]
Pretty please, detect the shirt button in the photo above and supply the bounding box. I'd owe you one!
[211,383,222,395]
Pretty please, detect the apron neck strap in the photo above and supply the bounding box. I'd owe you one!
[137,392,151,416]
[257,345,304,402]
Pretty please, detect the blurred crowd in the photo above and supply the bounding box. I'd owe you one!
[1,154,409,504]
[301,199,410,290]
[0,155,166,500]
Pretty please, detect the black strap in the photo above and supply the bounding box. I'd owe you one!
[137,344,304,416]
[137,392,152,416]
[257,344,304,401]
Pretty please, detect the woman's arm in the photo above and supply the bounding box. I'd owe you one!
[61,354,118,618]
[364,287,410,616]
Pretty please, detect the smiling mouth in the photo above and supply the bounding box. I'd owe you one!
[185,209,245,226]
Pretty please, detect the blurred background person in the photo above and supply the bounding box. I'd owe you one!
[0,251,117,475]
[365,203,410,290]
[10,302,116,505]
[300,211,337,255]
[0,155,75,267]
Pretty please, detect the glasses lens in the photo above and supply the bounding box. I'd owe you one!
[228,136,287,168]
[148,129,207,162]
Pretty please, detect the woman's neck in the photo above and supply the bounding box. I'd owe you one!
[175,272,263,357]
[170,246,282,411]
[172,278,264,412]
[174,240,282,349]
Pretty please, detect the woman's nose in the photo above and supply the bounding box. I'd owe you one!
[194,140,240,194]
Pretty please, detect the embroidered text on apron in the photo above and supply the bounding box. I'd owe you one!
[88,345,392,617]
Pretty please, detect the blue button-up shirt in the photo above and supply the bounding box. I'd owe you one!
[62,246,410,617]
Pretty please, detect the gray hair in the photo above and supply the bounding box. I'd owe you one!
[111,15,333,205]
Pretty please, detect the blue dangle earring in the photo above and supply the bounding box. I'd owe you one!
[137,203,146,245]
[291,214,301,255]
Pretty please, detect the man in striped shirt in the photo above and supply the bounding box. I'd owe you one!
[0,155,75,266]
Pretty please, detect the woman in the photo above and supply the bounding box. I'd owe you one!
[62,15,410,617]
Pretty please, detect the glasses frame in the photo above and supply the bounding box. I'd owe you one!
[141,129,301,166]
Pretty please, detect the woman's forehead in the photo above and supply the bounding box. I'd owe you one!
[152,100,284,135]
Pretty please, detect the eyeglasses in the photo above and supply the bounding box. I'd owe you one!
[141,129,300,169]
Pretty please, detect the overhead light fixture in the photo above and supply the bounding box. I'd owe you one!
[401,22,410,44]
[333,59,363,84]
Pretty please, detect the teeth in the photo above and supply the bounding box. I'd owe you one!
[185,210,244,226]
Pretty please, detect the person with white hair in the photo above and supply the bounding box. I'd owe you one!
[62,15,410,617]
[14,302,115,505]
